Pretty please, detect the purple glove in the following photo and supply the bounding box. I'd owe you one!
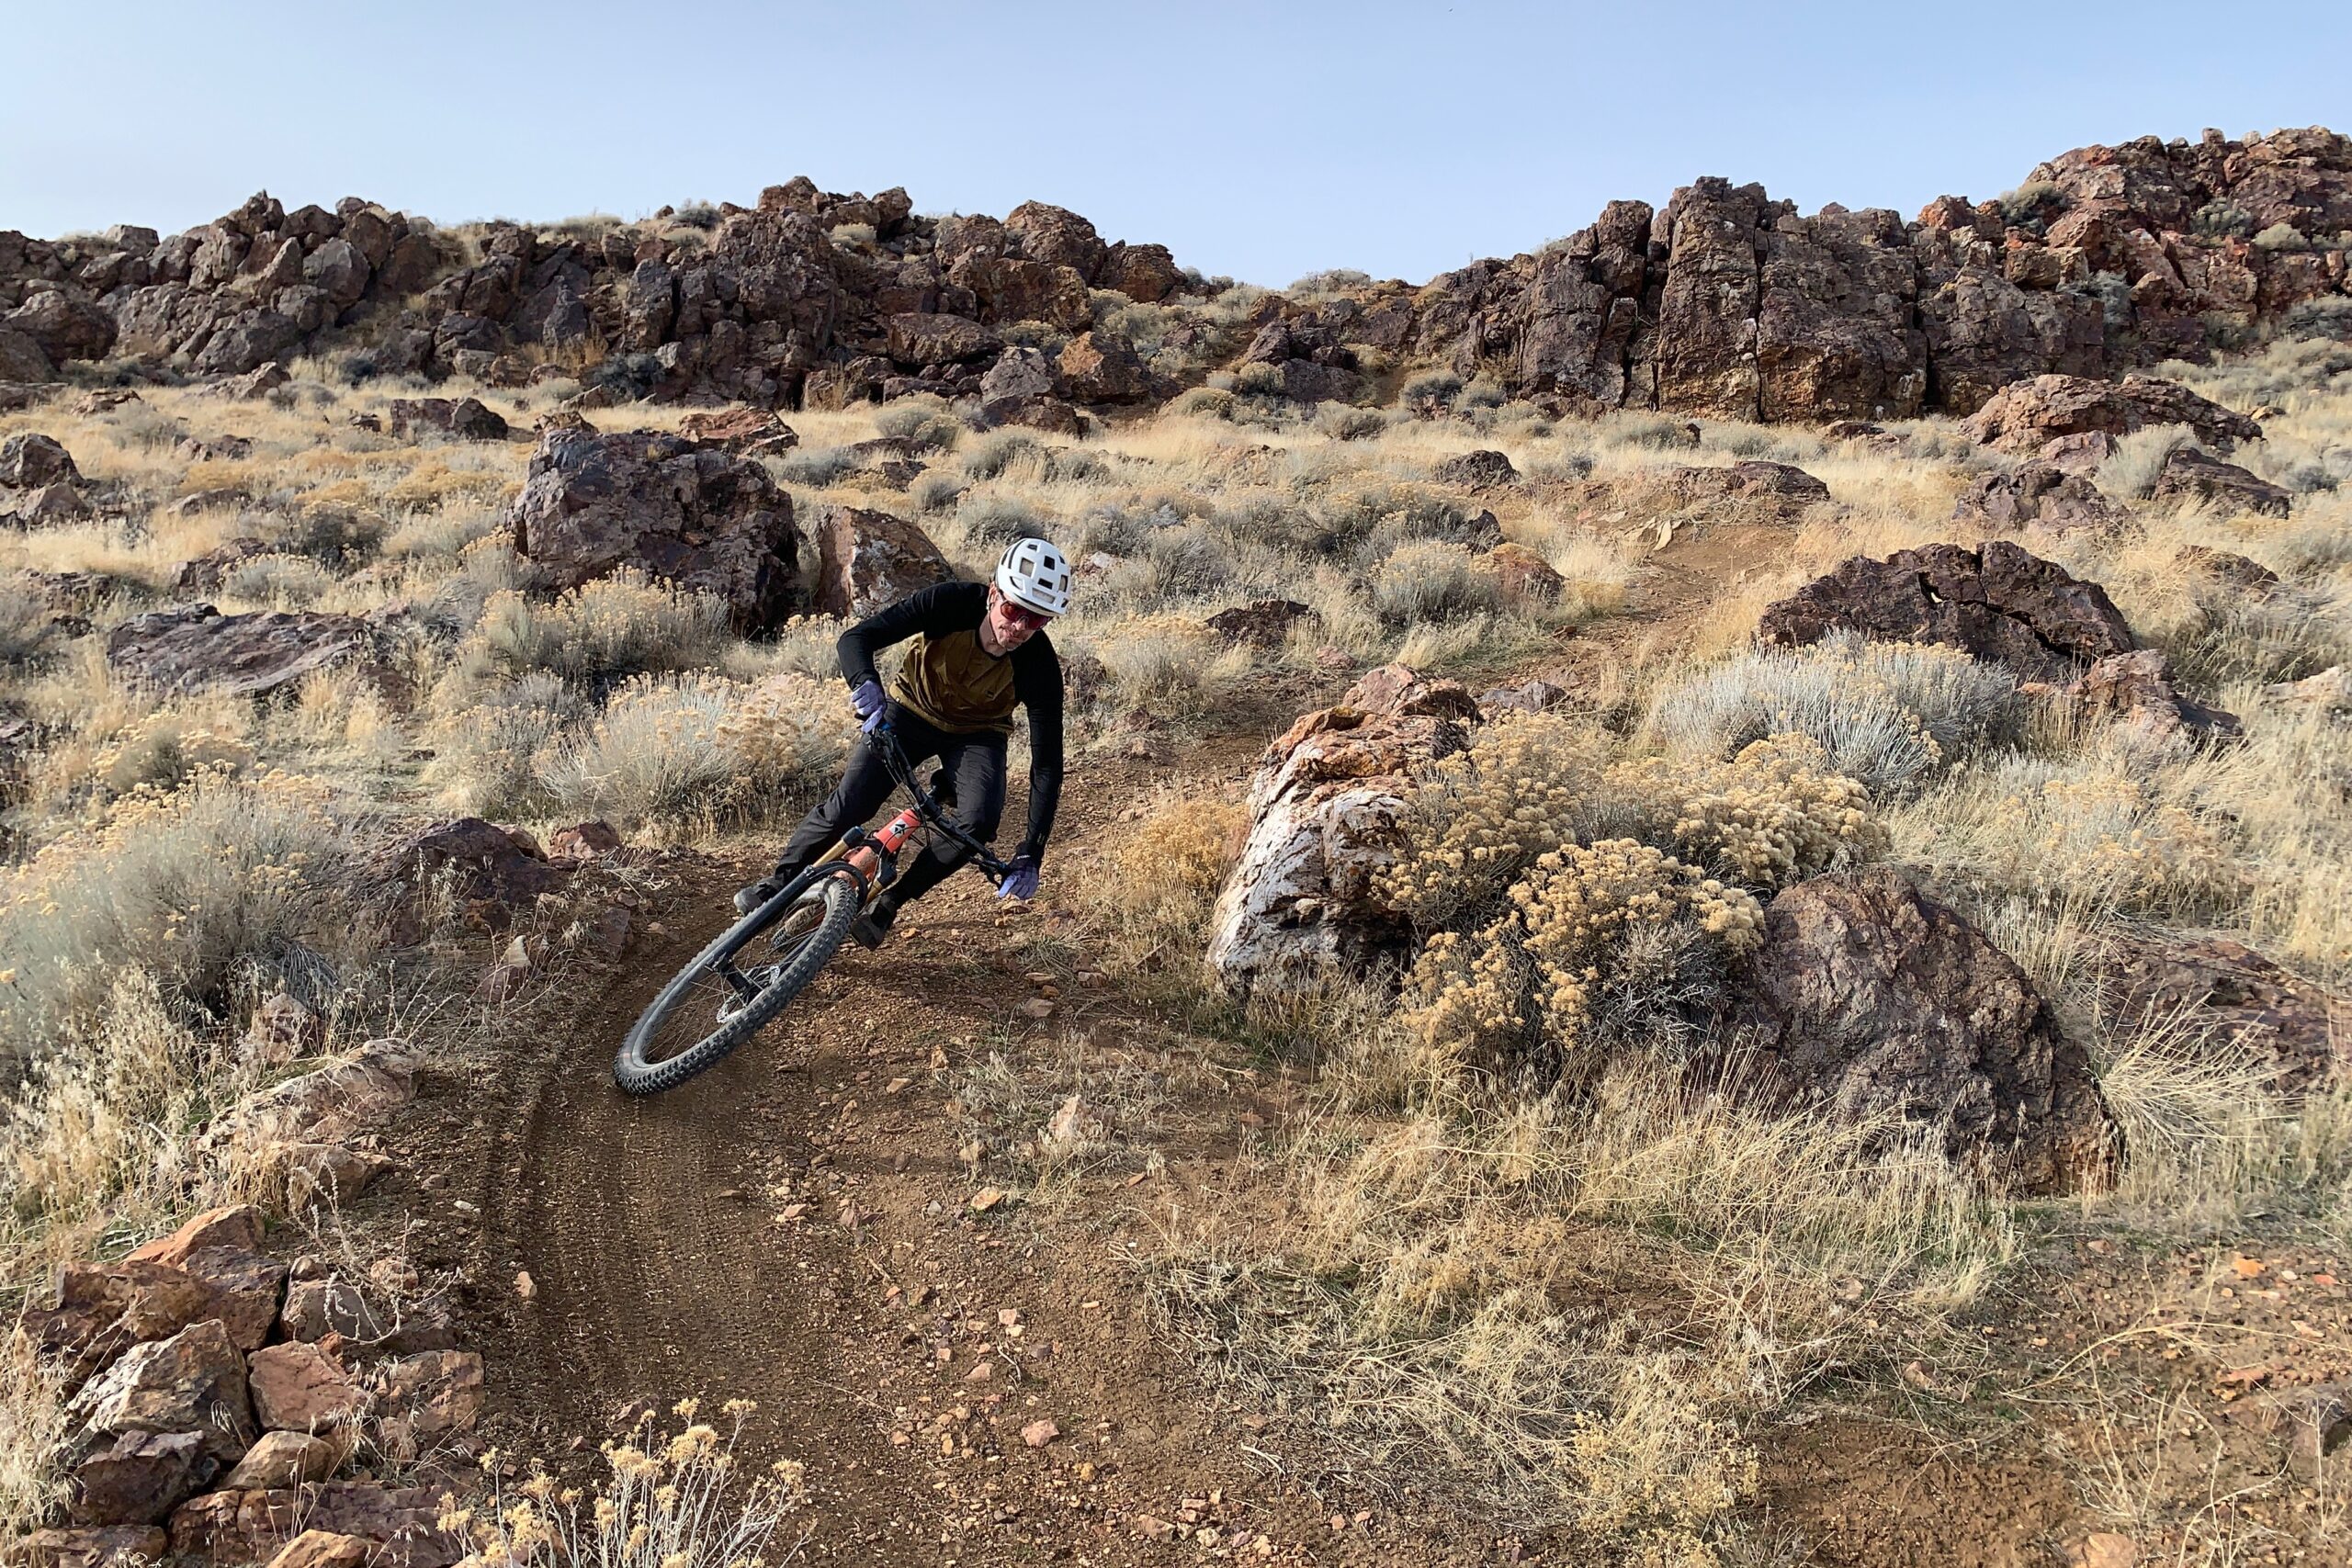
[997,851,1040,901]
[850,679,887,735]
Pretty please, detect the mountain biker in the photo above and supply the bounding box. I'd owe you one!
[734,537,1071,949]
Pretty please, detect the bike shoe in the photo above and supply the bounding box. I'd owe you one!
[849,896,899,951]
[733,875,786,917]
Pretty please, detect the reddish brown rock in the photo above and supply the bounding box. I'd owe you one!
[245,1341,367,1432]
[105,607,387,698]
[382,397,511,442]
[219,1431,341,1491]
[2098,937,2346,1090]
[1758,540,2135,682]
[808,503,955,619]
[0,432,80,489]
[67,1430,209,1527]
[66,1319,254,1467]
[127,1207,264,1269]
[379,819,569,935]
[1430,449,1518,491]
[509,425,802,634]
[2150,446,2294,516]
[1656,460,1832,518]
[675,407,798,455]
[1204,600,1316,649]
[548,819,623,860]
[207,1039,418,1155]
[1485,542,1566,608]
[170,1483,458,1568]
[17,1527,170,1568]
[1962,373,2262,453]
[1743,868,2117,1193]
[22,1262,216,1391]
[369,1350,483,1452]
[2072,649,2241,742]
[1951,463,2129,534]
[1057,332,1149,402]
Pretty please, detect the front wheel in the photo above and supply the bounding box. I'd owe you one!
[613,869,860,1095]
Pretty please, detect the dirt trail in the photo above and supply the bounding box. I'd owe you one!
[390,537,2102,1564]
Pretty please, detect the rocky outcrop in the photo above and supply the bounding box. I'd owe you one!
[2150,446,2294,515]
[1951,462,2130,533]
[1741,868,2117,1193]
[1962,373,2263,452]
[8,127,2346,423]
[380,820,571,936]
[508,426,802,633]
[1408,129,2351,420]
[1205,667,1477,997]
[105,607,386,697]
[1758,540,2135,682]
[808,503,955,619]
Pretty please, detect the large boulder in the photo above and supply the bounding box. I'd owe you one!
[1951,462,2130,534]
[808,504,955,619]
[0,326,56,383]
[508,426,803,634]
[1430,449,1518,491]
[4,289,118,363]
[0,432,79,490]
[1758,539,2134,683]
[1741,868,2117,1193]
[1205,667,1478,997]
[105,606,383,697]
[66,1319,254,1468]
[1962,373,2262,453]
[2150,446,2294,516]
[1057,331,1149,403]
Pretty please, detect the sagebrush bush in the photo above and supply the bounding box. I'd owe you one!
[1373,540,1500,626]
[0,774,365,1057]
[955,493,1051,547]
[2098,423,2197,500]
[422,672,583,817]
[1398,369,1463,416]
[535,671,847,836]
[873,399,962,454]
[1648,634,2022,797]
[1085,615,1250,718]
[469,570,729,684]
[962,431,1050,482]
[0,581,53,665]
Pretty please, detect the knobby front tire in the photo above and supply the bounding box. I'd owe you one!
[612,870,860,1096]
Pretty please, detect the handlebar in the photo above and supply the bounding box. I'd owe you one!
[869,721,1013,884]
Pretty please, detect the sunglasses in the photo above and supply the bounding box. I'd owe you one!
[995,601,1052,631]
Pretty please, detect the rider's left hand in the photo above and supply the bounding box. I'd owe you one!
[997,851,1040,902]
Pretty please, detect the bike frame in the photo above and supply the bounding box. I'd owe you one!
[700,722,1012,1000]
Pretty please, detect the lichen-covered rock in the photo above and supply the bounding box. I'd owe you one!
[508,426,802,634]
[1758,540,2134,682]
[0,432,79,489]
[1655,460,1832,518]
[220,1431,341,1492]
[1742,868,2117,1192]
[1204,600,1316,649]
[245,1341,367,1432]
[170,1483,458,1568]
[1206,674,1477,997]
[808,503,955,619]
[17,1526,171,1568]
[67,1430,209,1527]
[1430,449,1518,491]
[2072,649,2241,743]
[381,397,510,442]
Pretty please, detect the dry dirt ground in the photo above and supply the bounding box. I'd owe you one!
[356,554,2346,1568]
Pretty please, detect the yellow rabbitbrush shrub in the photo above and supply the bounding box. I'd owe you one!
[1642,733,1885,892]
[1091,787,1250,963]
[1374,712,1611,928]
[1402,840,1762,1085]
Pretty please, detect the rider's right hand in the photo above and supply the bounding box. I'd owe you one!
[850,679,888,735]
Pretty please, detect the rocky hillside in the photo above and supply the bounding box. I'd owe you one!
[2,128,2347,425]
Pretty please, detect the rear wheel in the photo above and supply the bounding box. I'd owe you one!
[613,869,860,1095]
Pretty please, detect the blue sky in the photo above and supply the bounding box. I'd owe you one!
[5,1,2346,286]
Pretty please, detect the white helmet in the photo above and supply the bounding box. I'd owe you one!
[995,536,1071,617]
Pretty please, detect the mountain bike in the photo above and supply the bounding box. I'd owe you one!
[612,722,1009,1095]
